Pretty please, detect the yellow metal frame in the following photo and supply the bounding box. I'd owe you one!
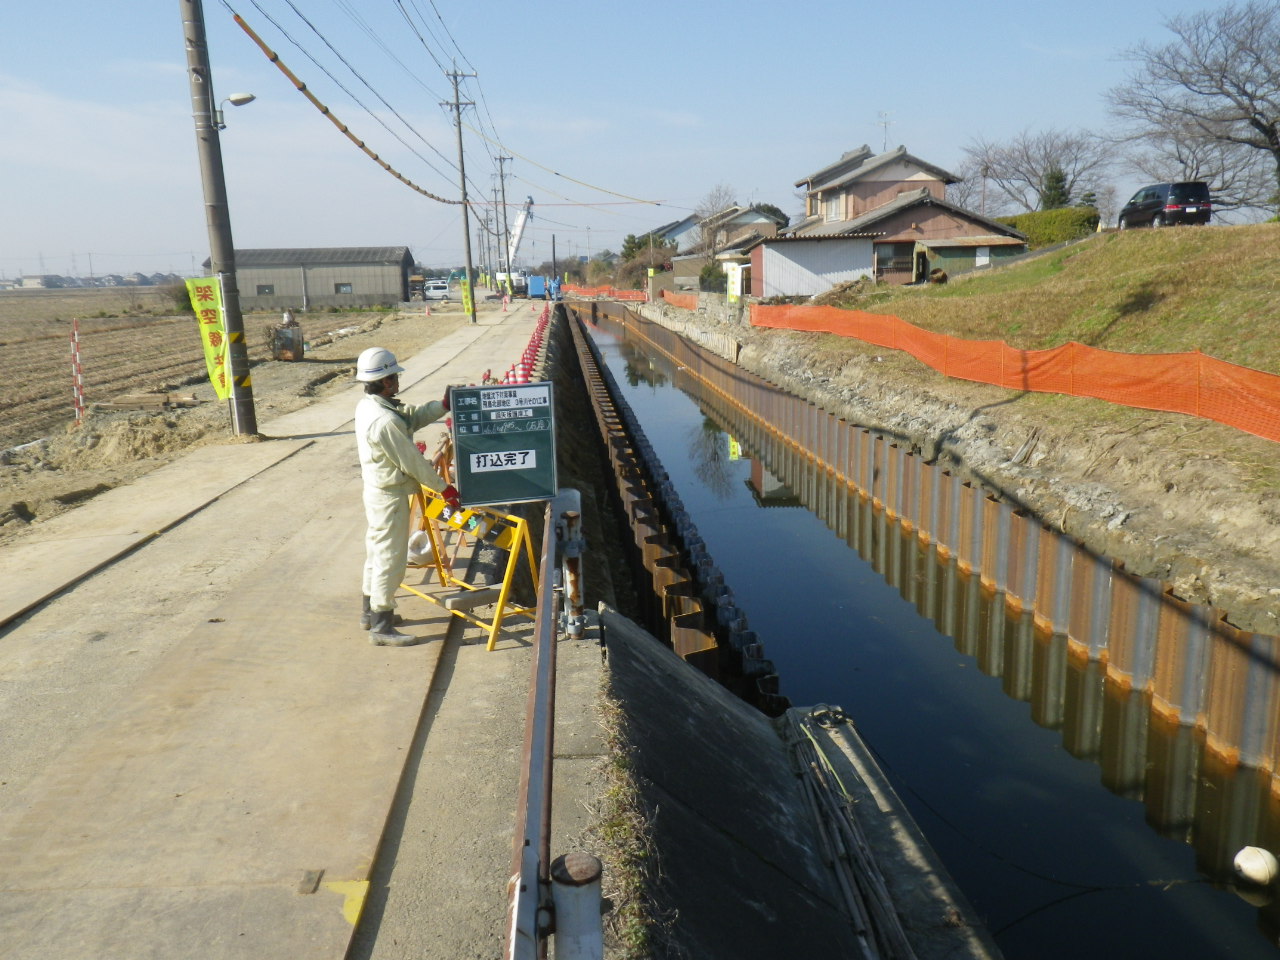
[400,487,539,651]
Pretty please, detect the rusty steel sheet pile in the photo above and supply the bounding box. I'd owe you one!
[562,304,790,714]
[588,301,1280,780]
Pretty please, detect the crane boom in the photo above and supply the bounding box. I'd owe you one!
[506,196,533,268]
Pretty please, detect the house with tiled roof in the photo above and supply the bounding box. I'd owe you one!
[750,147,1026,296]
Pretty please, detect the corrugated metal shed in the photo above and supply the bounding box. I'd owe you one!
[233,247,411,267]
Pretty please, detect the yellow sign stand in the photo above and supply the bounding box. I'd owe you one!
[400,487,539,651]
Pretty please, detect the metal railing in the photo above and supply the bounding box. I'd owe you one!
[504,503,604,960]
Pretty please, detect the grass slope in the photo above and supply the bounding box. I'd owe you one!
[821,223,1280,373]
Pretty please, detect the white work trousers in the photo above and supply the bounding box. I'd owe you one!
[362,485,411,613]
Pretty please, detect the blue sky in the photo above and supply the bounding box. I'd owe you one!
[0,0,1230,278]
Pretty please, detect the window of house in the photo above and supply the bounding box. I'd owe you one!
[256,284,274,296]
[334,282,353,294]
[823,195,840,221]
[875,243,916,277]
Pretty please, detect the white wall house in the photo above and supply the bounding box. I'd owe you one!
[758,238,875,298]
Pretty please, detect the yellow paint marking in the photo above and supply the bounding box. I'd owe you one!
[322,880,370,926]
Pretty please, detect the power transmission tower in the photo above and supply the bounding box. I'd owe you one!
[443,66,478,324]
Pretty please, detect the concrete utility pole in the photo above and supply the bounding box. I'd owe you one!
[444,66,478,325]
[179,0,257,434]
[497,155,513,274]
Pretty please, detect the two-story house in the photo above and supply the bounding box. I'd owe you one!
[750,146,1027,297]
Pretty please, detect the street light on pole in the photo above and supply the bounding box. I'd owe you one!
[179,0,258,436]
[215,92,256,130]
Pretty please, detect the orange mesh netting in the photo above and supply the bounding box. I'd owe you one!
[662,290,699,310]
[751,303,1280,444]
[563,284,648,301]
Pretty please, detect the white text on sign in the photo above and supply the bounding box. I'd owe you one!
[481,385,551,410]
[471,450,537,473]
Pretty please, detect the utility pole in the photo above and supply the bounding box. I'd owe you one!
[497,155,513,275]
[551,234,557,284]
[490,185,502,277]
[444,66,478,324]
[179,0,257,434]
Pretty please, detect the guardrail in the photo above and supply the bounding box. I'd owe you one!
[503,483,603,957]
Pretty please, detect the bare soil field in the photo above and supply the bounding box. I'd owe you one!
[0,286,479,542]
[0,286,413,450]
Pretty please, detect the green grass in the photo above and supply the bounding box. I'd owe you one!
[822,223,1280,372]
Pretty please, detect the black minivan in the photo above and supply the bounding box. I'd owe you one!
[1118,182,1212,228]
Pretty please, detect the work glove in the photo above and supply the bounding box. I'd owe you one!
[441,386,457,411]
[441,485,462,510]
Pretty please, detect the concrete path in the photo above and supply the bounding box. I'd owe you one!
[0,309,602,960]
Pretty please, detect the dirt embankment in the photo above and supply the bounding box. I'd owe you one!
[647,301,1280,637]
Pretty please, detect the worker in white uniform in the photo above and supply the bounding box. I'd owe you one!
[354,347,459,645]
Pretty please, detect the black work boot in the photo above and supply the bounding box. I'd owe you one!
[368,609,418,646]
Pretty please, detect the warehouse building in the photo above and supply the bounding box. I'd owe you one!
[213,246,414,311]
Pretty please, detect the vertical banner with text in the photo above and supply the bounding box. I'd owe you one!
[185,276,231,400]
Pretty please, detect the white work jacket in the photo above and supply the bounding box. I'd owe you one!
[355,393,447,496]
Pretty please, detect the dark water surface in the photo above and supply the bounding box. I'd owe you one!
[588,322,1279,960]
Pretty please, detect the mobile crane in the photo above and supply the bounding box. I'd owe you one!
[496,196,533,296]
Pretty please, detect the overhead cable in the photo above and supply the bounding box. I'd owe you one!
[229,11,460,205]
[463,121,663,205]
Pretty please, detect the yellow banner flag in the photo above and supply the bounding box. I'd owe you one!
[186,276,231,400]
[461,278,474,315]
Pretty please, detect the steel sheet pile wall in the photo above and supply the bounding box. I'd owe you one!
[598,303,1280,779]
[563,306,790,714]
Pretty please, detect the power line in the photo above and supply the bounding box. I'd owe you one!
[229,10,460,204]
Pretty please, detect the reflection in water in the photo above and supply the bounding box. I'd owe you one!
[593,311,1280,956]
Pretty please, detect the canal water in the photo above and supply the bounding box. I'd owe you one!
[587,319,1280,959]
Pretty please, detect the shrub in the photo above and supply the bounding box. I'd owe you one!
[698,262,726,293]
[997,207,1100,248]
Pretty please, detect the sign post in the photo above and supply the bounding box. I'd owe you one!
[450,383,557,506]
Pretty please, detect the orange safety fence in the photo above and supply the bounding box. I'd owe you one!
[750,303,1280,444]
[563,284,648,302]
[661,290,699,310]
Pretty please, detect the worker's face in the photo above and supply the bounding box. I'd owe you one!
[379,373,399,398]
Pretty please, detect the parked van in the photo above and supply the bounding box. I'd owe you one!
[424,280,450,301]
[1118,182,1212,229]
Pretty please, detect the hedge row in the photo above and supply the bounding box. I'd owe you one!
[997,207,1100,248]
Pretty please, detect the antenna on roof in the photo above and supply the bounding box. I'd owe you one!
[877,112,893,152]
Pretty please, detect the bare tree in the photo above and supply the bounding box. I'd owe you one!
[1108,1,1280,214]
[945,157,1019,217]
[963,129,1115,212]
[694,183,739,255]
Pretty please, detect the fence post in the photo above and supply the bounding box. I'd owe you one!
[550,853,603,960]
[70,318,86,425]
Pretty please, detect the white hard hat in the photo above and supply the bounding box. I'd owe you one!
[356,346,405,382]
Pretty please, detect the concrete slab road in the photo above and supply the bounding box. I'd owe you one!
[0,310,579,960]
